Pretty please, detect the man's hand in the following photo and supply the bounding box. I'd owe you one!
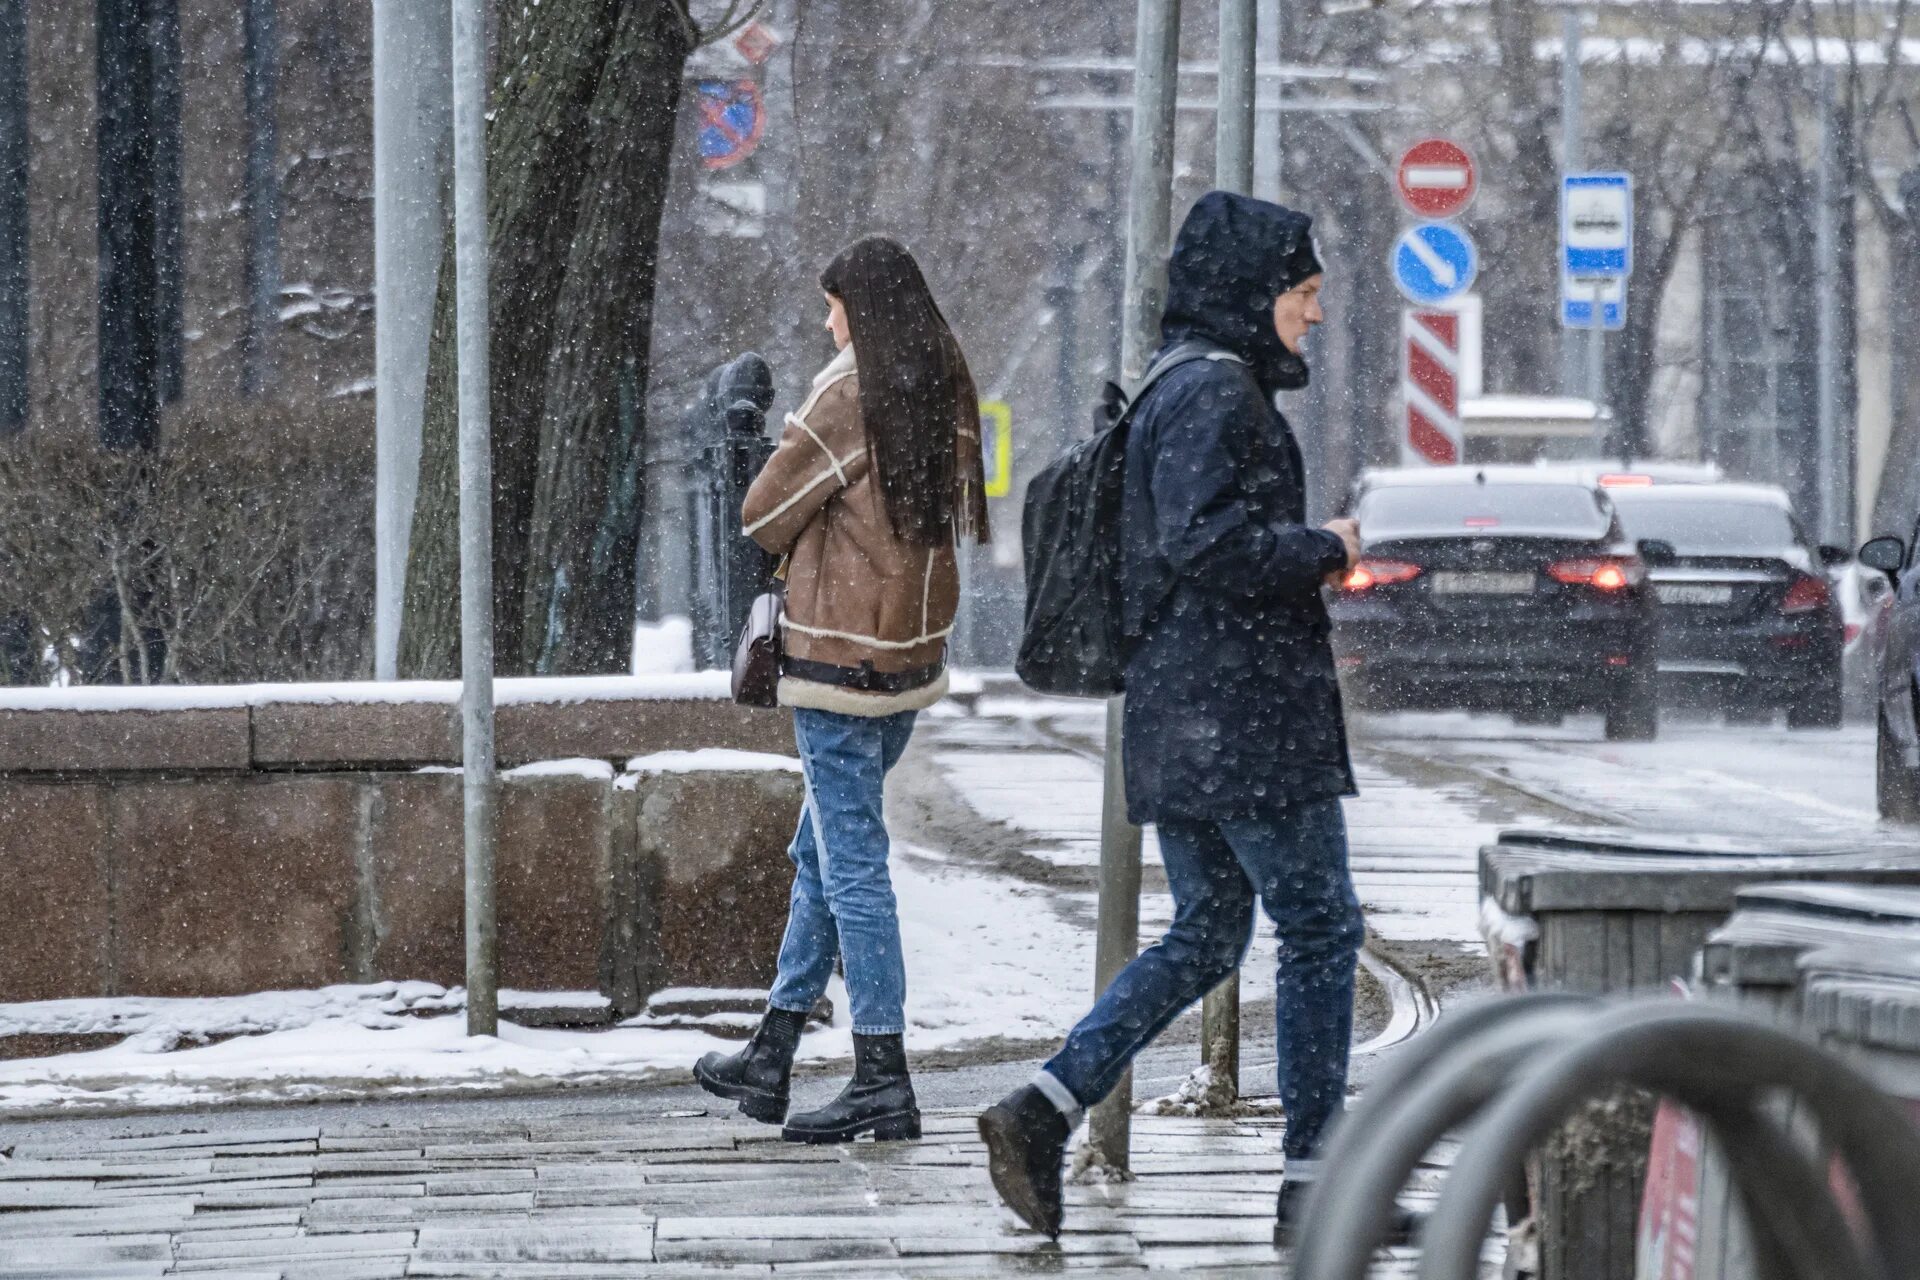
[1323,517,1361,571]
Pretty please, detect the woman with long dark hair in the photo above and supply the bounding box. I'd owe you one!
[693,236,988,1144]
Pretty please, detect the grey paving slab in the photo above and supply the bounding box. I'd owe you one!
[172,1231,417,1263]
[409,1226,656,1263]
[0,1105,1501,1274]
[0,1159,209,1180]
[0,1235,174,1264]
[650,1236,898,1264]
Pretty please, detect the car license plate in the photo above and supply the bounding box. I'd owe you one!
[1430,571,1534,596]
[1656,583,1734,606]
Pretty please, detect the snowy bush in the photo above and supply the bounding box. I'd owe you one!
[0,404,373,685]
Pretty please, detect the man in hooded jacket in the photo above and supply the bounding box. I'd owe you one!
[981,191,1403,1246]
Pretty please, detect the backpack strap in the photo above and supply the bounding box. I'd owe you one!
[1120,342,1246,427]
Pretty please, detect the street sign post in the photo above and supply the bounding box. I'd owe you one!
[1396,138,1476,220]
[1560,171,1634,430]
[1402,309,1463,467]
[1392,222,1478,307]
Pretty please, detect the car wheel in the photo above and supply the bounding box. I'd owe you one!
[1877,711,1920,823]
[1786,675,1843,730]
[1604,673,1658,742]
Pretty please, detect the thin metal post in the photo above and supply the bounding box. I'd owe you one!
[1559,12,1584,400]
[1200,0,1255,1111]
[1589,280,1607,453]
[1814,67,1845,545]
[451,0,497,1039]
[374,0,453,679]
[1252,0,1281,201]
[1090,0,1181,1174]
[1215,0,1254,193]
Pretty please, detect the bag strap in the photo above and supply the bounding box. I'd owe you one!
[1114,342,1246,432]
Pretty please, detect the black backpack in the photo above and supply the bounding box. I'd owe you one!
[1015,343,1237,697]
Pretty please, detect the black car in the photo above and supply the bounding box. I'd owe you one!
[1329,468,1660,740]
[1605,483,1846,729]
[1858,523,1920,819]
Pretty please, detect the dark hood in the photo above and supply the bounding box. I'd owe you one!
[1160,191,1323,393]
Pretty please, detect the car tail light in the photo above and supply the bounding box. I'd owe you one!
[1599,473,1654,488]
[1781,574,1832,614]
[1340,559,1422,591]
[1845,622,1863,645]
[1546,557,1645,591]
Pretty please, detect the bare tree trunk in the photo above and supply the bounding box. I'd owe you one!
[398,0,621,678]
[519,2,691,673]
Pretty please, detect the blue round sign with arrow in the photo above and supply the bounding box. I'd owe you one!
[1391,222,1478,306]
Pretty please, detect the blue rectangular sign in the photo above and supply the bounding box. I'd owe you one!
[1562,172,1633,280]
[1562,274,1626,331]
[1562,296,1626,331]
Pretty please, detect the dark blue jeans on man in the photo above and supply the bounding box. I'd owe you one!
[1036,799,1364,1162]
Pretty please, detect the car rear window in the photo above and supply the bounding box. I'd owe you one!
[1610,495,1798,555]
[1356,483,1611,540]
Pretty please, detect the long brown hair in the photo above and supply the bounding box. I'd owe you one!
[820,236,989,547]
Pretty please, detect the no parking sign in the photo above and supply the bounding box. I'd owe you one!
[694,79,765,171]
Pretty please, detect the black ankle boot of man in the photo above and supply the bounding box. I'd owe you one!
[781,1032,921,1143]
[979,1083,1072,1240]
[1272,1176,1423,1248]
[692,1006,807,1125]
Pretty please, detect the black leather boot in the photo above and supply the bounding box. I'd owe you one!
[1273,1176,1422,1247]
[979,1083,1070,1239]
[692,1006,806,1124]
[781,1032,921,1143]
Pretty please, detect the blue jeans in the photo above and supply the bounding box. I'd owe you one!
[766,707,918,1036]
[1042,800,1364,1160]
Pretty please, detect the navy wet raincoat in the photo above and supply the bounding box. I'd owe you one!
[1119,191,1358,822]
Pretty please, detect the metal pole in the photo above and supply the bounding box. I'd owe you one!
[1090,0,1181,1174]
[1199,0,1254,1111]
[451,0,497,1038]
[1215,0,1254,193]
[373,0,453,679]
[1559,12,1584,401]
[1252,0,1281,201]
[1814,67,1843,544]
[1589,280,1607,454]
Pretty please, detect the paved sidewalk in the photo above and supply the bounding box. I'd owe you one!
[0,1104,1459,1278]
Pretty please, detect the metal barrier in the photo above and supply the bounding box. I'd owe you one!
[1293,995,1920,1280]
[686,353,777,669]
[1478,830,1920,1280]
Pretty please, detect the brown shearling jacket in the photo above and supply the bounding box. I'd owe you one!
[741,346,962,716]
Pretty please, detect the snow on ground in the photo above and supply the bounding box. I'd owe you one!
[1362,711,1883,838]
[932,715,1504,943]
[0,841,1091,1114]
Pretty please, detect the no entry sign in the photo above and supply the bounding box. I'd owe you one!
[1396,139,1476,220]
